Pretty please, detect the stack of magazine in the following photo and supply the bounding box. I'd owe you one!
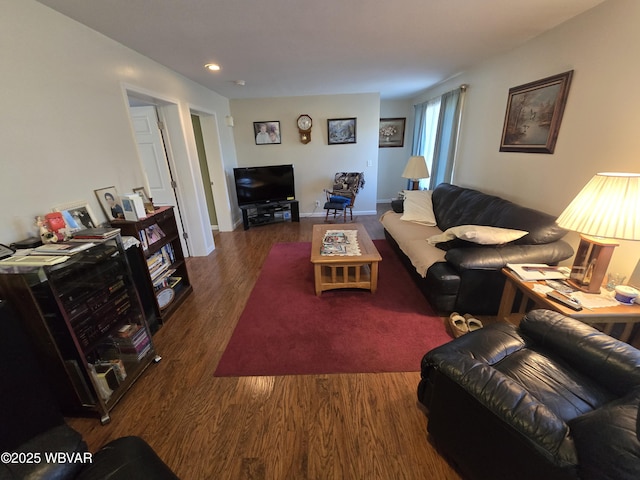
[321,232,349,255]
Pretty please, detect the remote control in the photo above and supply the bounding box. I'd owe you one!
[546,290,582,311]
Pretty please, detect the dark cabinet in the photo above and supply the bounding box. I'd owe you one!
[111,206,192,325]
[0,236,156,424]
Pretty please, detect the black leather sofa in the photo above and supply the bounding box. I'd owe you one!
[382,183,574,314]
[418,309,640,480]
[0,299,179,480]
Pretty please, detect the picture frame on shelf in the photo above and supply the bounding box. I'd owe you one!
[53,201,98,230]
[133,186,154,213]
[499,70,573,154]
[253,121,281,145]
[95,186,124,220]
[327,118,357,145]
[379,118,406,148]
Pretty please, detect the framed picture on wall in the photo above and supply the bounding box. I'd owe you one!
[327,118,357,145]
[499,70,573,154]
[379,118,406,148]
[253,121,281,145]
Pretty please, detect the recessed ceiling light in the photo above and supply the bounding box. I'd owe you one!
[234,80,246,86]
[204,63,221,71]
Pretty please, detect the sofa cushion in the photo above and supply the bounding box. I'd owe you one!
[432,183,568,244]
[400,190,436,225]
[427,224,528,246]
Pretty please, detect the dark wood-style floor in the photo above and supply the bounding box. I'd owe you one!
[67,206,464,479]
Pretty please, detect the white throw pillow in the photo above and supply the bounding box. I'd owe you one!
[427,225,528,245]
[400,190,437,226]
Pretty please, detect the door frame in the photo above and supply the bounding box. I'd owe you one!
[121,83,217,256]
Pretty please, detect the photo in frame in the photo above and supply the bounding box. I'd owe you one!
[53,201,98,230]
[499,70,573,154]
[327,118,357,145]
[94,186,124,220]
[379,118,406,148]
[253,121,281,145]
[133,186,154,213]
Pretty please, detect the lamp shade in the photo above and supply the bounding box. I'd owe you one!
[402,156,430,180]
[556,172,640,241]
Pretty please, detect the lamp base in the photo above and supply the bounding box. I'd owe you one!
[568,235,618,293]
[410,180,421,190]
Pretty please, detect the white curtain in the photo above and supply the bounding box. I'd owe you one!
[412,86,466,190]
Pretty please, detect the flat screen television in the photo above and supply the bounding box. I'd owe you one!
[233,164,296,206]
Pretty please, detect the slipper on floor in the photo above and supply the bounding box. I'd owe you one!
[447,312,469,338]
[464,314,483,332]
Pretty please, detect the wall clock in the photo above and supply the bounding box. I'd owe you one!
[297,114,312,144]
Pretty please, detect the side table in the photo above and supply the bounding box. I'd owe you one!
[497,267,640,342]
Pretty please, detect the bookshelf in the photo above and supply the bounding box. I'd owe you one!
[0,235,157,424]
[111,206,192,325]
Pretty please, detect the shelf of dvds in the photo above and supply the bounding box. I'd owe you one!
[111,206,192,325]
[0,235,157,424]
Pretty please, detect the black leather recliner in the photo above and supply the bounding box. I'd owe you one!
[0,299,179,480]
[417,309,640,480]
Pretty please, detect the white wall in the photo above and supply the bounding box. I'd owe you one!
[229,94,380,217]
[411,0,640,279]
[378,100,413,202]
[0,0,238,254]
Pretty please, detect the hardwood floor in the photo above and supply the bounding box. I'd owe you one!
[67,206,463,480]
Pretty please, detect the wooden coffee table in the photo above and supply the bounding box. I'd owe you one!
[310,223,382,296]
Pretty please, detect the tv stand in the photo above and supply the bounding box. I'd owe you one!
[240,200,299,230]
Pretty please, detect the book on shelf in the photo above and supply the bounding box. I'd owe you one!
[73,227,120,239]
[32,242,96,255]
[506,263,568,281]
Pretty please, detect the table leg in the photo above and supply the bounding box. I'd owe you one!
[497,278,517,322]
[314,265,322,296]
[370,261,379,293]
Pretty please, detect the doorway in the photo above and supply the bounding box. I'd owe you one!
[127,97,190,256]
[191,114,218,230]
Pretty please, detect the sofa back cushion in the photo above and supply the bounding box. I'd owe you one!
[432,183,568,245]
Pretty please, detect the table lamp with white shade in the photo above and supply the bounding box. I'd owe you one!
[402,156,430,190]
[555,172,640,293]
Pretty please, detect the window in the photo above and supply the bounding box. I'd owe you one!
[412,86,466,190]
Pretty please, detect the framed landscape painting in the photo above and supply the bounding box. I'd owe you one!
[499,70,573,154]
[379,118,406,148]
[327,118,357,145]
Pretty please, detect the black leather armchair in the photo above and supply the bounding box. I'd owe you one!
[417,309,640,480]
[0,299,178,480]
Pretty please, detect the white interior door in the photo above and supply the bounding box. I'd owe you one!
[129,106,177,206]
[129,105,188,255]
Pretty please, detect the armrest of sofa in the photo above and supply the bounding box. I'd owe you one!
[421,323,577,465]
[521,310,640,397]
[444,240,574,270]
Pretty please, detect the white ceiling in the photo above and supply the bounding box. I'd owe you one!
[37,0,606,100]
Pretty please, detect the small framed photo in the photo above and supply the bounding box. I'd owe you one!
[327,118,357,145]
[95,186,124,220]
[379,118,406,148]
[253,121,281,144]
[53,201,98,230]
[133,186,154,213]
[499,70,573,154]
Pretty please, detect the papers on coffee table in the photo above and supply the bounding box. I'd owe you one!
[321,230,361,256]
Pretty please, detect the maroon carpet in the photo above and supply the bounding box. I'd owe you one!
[214,240,452,376]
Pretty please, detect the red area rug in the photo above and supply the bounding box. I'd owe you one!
[214,240,452,376]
